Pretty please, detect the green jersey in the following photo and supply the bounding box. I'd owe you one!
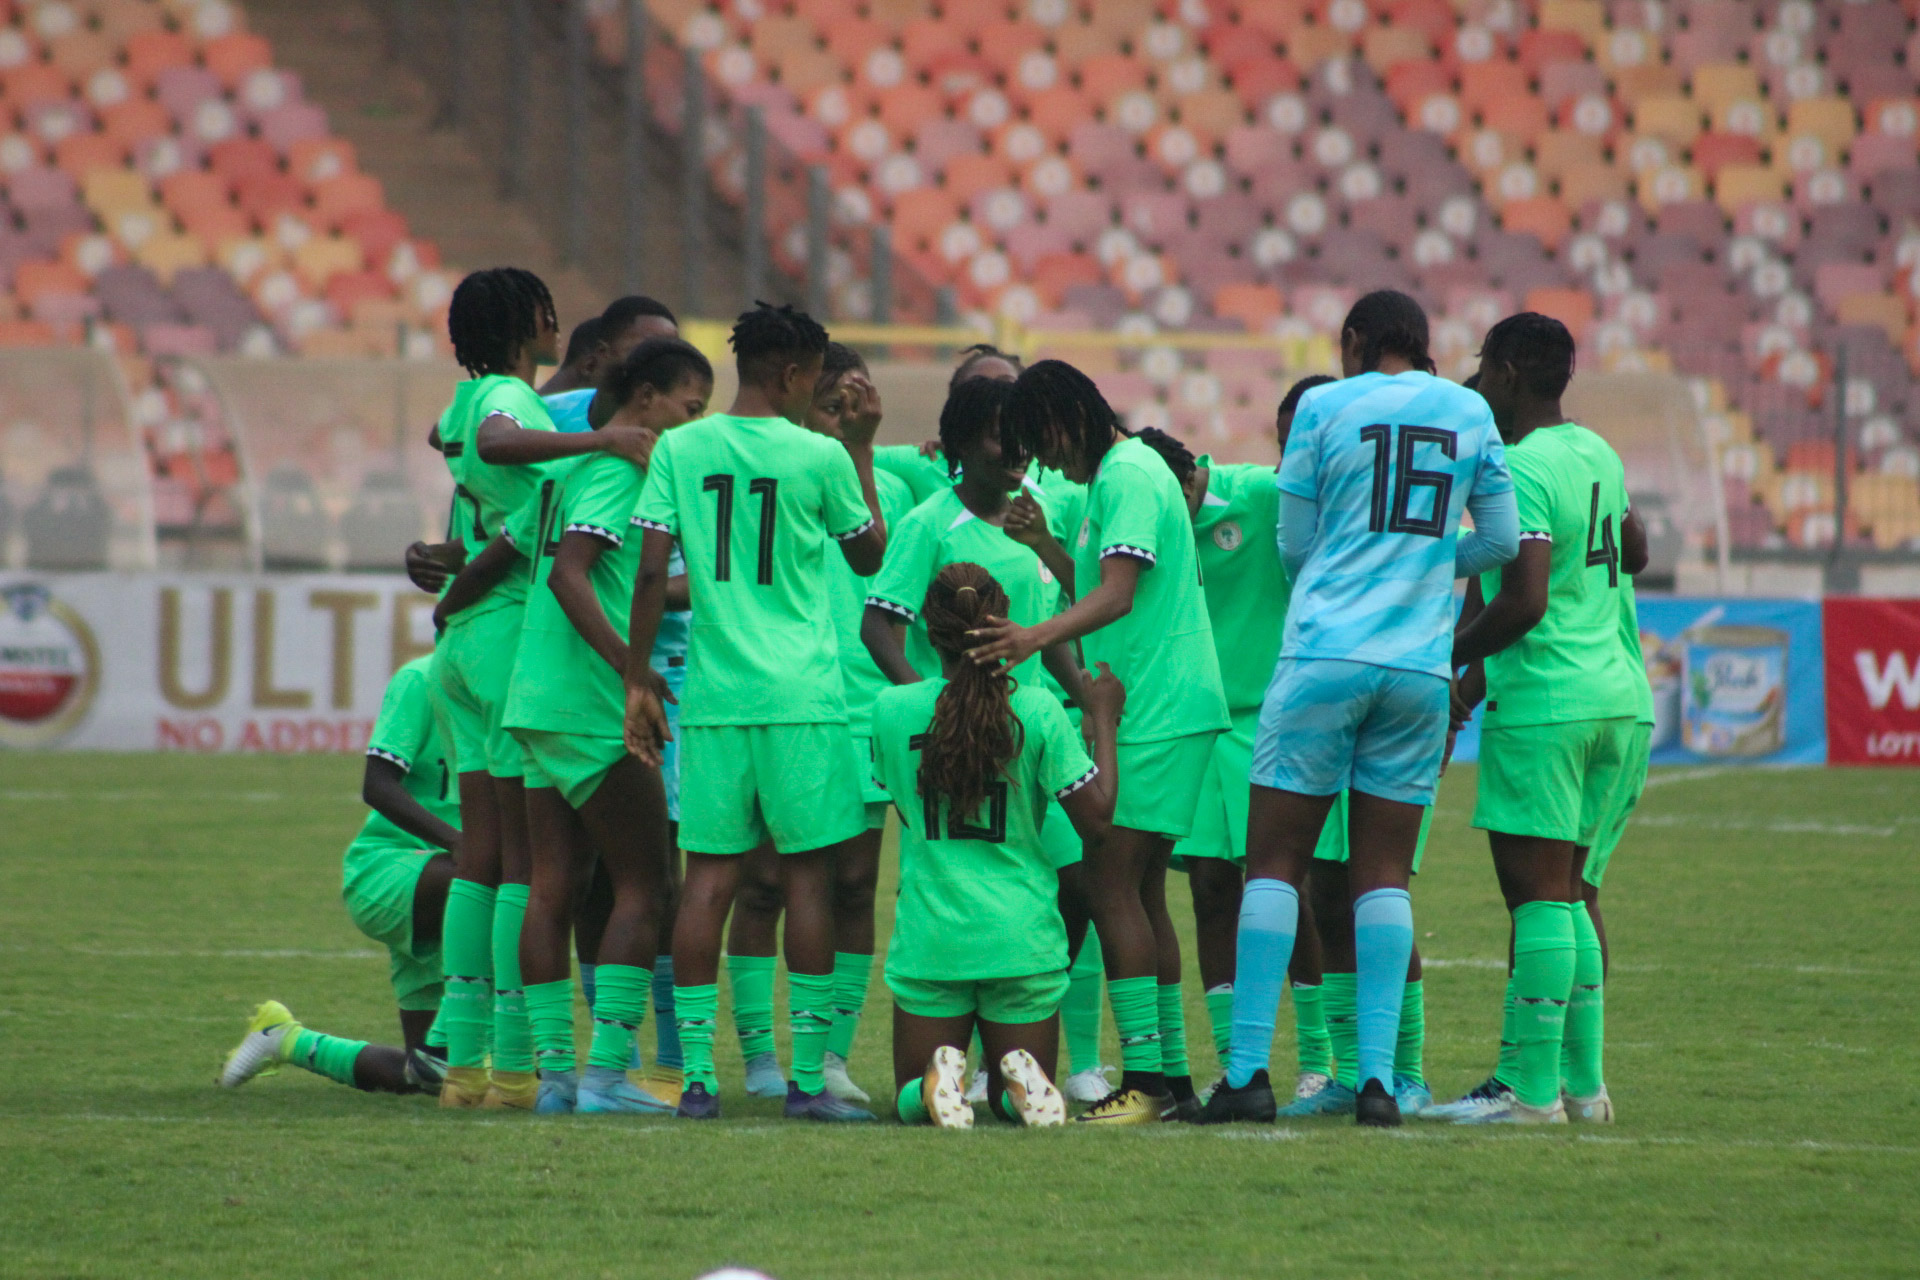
[439,374,556,618]
[1027,465,1088,560]
[829,467,916,736]
[1619,570,1655,726]
[871,679,1096,981]
[635,413,876,726]
[1072,436,1229,744]
[874,444,951,505]
[1193,460,1288,713]
[866,484,1071,694]
[1479,422,1644,727]
[360,655,459,845]
[875,446,1090,548]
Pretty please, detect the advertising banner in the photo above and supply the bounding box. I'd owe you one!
[0,574,438,752]
[1822,598,1920,765]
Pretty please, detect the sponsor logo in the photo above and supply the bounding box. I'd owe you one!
[1854,650,1920,712]
[0,583,100,746]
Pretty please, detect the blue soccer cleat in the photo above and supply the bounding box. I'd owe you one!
[534,1069,578,1115]
[577,1066,673,1115]
[1276,1073,1356,1117]
[743,1051,787,1098]
[784,1081,876,1122]
[1394,1072,1433,1117]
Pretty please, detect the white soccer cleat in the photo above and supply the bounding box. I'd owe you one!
[1063,1064,1116,1104]
[822,1051,870,1104]
[964,1067,988,1104]
[1563,1085,1613,1123]
[1419,1076,1515,1122]
[219,1000,297,1088]
[998,1049,1066,1127]
[1453,1095,1567,1125]
[924,1046,974,1129]
[1293,1070,1333,1101]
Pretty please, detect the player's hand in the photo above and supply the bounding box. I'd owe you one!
[1440,726,1457,776]
[601,426,660,466]
[405,540,462,594]
[838,372,884,448]
[964,615,1039,669]
[623,673,675,765]
[1001,491,1052,550]
[916,438,942,460]
[1078,661,1125,723]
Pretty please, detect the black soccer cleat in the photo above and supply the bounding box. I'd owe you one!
[1355,1077,1403,1128]
[403,1046,449,1094]
[1194,1070,1277,1125]
[676,1081,721,1120]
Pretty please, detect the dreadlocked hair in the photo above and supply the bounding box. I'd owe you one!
[917,562,1023,823]
[600,337,713,413]
[937,376,1022,480]
[949,342,1023,390]
[448,267,555,377]
[1002,359,1121,475]
[1134,426,1197,484]
[1479,311,1575,398]
[1341,289,1436,375]
[817,340,868,393]
[730,301,829,388]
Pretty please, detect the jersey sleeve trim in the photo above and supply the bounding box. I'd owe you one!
[832,516,877,541]
[1055,764,1099,799]
[1517,530,1552,542]
[565,521,622,545]
[866,595,916,621]
[635,517,674,535]
[1101,543,1157,565]
[366,746,412,771]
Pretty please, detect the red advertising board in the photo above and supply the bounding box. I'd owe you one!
[1824,599,1920,765]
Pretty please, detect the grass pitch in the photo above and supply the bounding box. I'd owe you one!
[0,754,1914,1279]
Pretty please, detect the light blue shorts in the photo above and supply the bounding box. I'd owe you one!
[660,660,685,824]
[1251,658,1449,807]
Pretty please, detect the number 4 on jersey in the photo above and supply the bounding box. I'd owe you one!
[1585,482,1620,588]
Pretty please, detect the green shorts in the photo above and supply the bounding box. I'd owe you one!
[1310,790,1433,874]
[434,606,525,779]
[1171,710,1256,868]
[887,969,1070,1023]
[1113,731,1220,839]
[1040,797,1082,869]
[341,838,444,1011]
[1474,716,1641,846]
[679,722,868,855]
[1582,722,1650,888]
[853,733,890,831]
[514,728,625,810]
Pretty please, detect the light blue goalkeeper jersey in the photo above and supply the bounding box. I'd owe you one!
[1276,370,1512,679]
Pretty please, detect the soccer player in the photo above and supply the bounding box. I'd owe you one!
[624,304,888,1123]
[875,563,1123,1129]
[543,296,682,432]
[431,267,655,1108]
[1430,312,1647,1124]
[1209,290,1518,1128]
[967,361,1231,1124]
[872,344,1024,504]
[219,655,458,1096]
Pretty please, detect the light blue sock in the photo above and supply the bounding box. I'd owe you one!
[1354,888,1414,1094]
[579,962,598,1011]
[1225,878,1299,1089]
[652,955,683,1070]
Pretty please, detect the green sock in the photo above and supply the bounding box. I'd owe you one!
[1323,972,1359,1090]
[1062,937,1104,1074]
[1394,979,1426,1086]
[895,1077,928,1124]
[424,1007,448,1053]
[788,970,834,1094]
[1156,982,1190,1078]
[676,983,720,1091]
[1511,900,1577,1109]
[1564,902,1606,1097]
[1495,975,1520,1088]
[727,953,777,1061]
[1107,975,1162,1076]
[588,964,651,1070]
[1291,981,1334,1078]
[1204,983,1234,1063]
[490,884,533,1074]
[524,979,577,1075]
[825,951,872,1061]
[287,1028,365,1088]
[440,879,497,1069]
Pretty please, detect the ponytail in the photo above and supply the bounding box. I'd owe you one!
[917,562,1022,822]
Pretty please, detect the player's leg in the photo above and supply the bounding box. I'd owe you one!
[402,850,454,1086]
[726,840,787,1097]
[778,842,875,1121]
[220,998,415,1094]
[824,821,885,1104]
[1187,856,1242,1074]
[1562,718,1640,1122]
[519,778,594,1113]
[643,662,688,1101]
[1048,809,1111,1102]
[1077,822,1167,1117]
[1140,840,1199,1116]
[977,969,1069,1126]
[485,772,536,1107]
[440,767,501,1104]
[889,992,976,1129]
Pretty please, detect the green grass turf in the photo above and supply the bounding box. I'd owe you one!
[1,754,1915,1278]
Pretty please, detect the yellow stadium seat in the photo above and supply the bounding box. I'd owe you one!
[1835,294,1910,343]
[1536,130,1606,179]
[1538,0,1607,44]
[1690,63,1761,115]
[1785,97,1860,153]
[82,169,155,218]
[1363,26,1433,73]
[293,236,365,290]
[1713,163,1787,213]
[136,232,210,283]
[1633,95,1705,147]
[1559,161,1630,206]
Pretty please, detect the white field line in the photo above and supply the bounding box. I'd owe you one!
[1630,814,1897,837]
[0,790,293,803]
[1640,766,1735,789]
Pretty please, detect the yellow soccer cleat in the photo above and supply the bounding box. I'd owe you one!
[438,1065,491,1109]
[633,1064,684,1109]
[219,1000,298,1088]
[481,1070,538,1110]
[1073,1087,1169,1126]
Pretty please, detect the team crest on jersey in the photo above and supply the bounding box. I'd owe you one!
[1038,562,1055,585]
[0,582,100,747]
[1076,519,1090,549]
[1212,521,1243,551]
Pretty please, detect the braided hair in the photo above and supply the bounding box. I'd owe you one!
[730,301,829,388]
[599,337,714,416]
[1133,426,1197,485]
[949,342,1023,390]
[447,267,556,377]
[1341,289,1436,375]
[937,376,1022,481]
[1002,359,1122,476]
[1479,311,1575,398]
[918,562,1023,823]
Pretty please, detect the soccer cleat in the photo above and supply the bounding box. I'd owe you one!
[1393,1072,1433,1118]
[1194,1070,1277,1125]
[578,1065,674,1115]
[219,1000,297,1088]
[675,1082,721,1120]
[1276,1077,1356,1117]
[403,1046,449,1094]
[923,1046,974,1130]
[1293,1070,1332,1100]
[1419,1076,1515,1122]
[822,1051,871,1104]
[1073,1088,1169,1126]
[998,1049,1066,1128]
[1198,1075,1223,1106]
[743,1051,787,1098]
[438,1066,492,1109]
[784,1081,877,1123]
[1063,1065,1117,1104]
[481,1070,538,1111]
[1562,1085,1613,1123]
[533,1069,577,1115]
[1454,1094,1567,1125]
[634,1064,684,1109]
[964,1068,988,1104]
[1355,1077,1402,1128]
[1163,1093,1204,1123]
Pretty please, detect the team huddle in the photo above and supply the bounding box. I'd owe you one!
[219,273,1649,1130]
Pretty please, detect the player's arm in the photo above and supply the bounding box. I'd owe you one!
[1454,484,1520,578]
[1621,507,1649,576]
[475,413,659,467]
[835,372,889,575]
[1058,662,1123,845]
[1002,491,1077,597]
[1276,490,1317,579]
[1451,575,1488,722]
[1040,642,1091,705]
[433,534,522,628]
[549,531,627,674]
[861,604,924,686]
[1452,536,1550,665]
[964,553,1140,669]
[623,526,676,764]
[404,539,466,593]
[665,570,690,612]
[361,756,461,853]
